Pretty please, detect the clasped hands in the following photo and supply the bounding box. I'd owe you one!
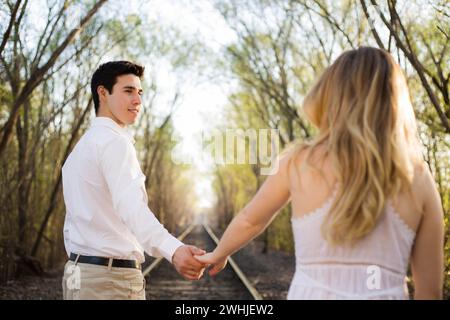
[172,245,228,280]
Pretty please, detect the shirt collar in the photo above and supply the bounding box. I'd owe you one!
[91,117,135,144]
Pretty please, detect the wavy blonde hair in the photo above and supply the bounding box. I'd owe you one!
[298,47,423,245]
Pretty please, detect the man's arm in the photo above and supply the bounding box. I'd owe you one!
[100,136,205,279]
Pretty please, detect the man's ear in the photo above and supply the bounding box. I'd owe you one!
[97,85,107,100]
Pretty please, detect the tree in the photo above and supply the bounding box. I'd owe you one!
[0,0,108,157]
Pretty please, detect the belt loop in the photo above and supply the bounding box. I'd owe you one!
[107,258,113,270]
[74,254,80,266]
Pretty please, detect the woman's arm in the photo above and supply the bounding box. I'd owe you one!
[410,166,444,299]
[196,154,293,276]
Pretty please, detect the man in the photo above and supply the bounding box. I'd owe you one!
[61,61,205,300]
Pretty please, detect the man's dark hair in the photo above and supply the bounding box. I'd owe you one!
[91,61,144,114]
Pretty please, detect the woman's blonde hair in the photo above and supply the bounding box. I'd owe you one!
[298,46,423,245]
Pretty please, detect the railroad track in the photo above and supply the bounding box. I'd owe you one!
[143,224,263,300]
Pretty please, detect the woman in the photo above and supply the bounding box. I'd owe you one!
[196,47,444,299]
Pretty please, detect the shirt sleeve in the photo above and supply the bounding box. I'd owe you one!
[100,135,183,262]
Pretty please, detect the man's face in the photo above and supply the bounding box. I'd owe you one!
[98,74,143,127]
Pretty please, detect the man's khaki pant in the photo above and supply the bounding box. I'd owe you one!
[62,260,146,300]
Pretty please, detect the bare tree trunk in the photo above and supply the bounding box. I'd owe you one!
[144,115,173,187]
[16,113,28,250]
[0,0,24,57]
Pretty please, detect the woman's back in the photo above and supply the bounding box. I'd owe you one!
[288,145,423,234]
[286,146,434,299]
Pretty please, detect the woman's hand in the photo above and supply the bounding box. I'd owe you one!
[194,252,228,277]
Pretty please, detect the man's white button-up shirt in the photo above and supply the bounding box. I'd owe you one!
[62,117,183,263]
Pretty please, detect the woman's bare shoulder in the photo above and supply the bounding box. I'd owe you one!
[409,162,439,212]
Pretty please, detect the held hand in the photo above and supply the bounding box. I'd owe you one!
[194,252,228,277]
[172,245,207,280]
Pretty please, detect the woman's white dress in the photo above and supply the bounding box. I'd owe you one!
[287,193,416,300]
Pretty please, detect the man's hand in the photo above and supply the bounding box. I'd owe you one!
[172,245,207,280]
[194,252,228,277]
